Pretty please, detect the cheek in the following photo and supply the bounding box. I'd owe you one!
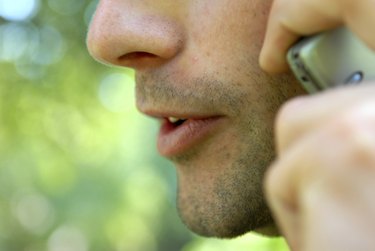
[185,1,271,72]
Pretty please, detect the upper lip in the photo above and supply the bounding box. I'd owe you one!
[136,96,225,120]
[140,108,223,121]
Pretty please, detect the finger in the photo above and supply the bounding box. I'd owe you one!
[259,19,300,73]
[303,171,375,251]
[259,0,342,73]
[272,96,375,204]
[343,0,375,51]
[266,103,375,250]
[275,84,375,153]
[265,125,330,250]
[265,159,302,251]
[259,0,375,73]
[298,119,375,251]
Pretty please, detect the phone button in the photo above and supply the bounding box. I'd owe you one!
[345,71,364,84]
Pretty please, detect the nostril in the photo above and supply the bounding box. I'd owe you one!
[118,52,158,61]
[88,2,184,69]
[117,51,164,69]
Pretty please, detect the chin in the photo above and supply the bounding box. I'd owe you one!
[185,222,278,240]
[177,202,276,239]
[254,224,281,237]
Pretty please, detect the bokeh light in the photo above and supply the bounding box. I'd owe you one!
[0,0,40,21]
[0,1,291,250]
[48,0,86,15]
[0,22,65,79]
[0,23,30,62]
[12,191,55,234]
[98,73,136,113]
[48,225,89,251]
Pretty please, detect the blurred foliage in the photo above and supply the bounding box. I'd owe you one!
[0,0,290,250]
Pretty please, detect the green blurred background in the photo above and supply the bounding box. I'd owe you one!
[0,0,289,250]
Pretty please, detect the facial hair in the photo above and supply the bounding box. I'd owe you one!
[135,64,304,238]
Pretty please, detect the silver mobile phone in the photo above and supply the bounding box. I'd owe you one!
[287,27,375,94]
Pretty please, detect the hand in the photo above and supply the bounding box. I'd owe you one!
[265,85,375,251]
[260,1,375,249]
[259,0,375,73]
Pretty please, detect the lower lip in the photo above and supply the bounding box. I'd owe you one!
[157,117,224,157]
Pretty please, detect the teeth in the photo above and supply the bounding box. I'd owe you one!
[168,117,181,123]
[168,117,187,123]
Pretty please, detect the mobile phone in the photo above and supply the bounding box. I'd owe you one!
[287,27,375,94]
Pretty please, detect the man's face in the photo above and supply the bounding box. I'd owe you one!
[87,0,305,238]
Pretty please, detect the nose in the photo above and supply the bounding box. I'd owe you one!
[87,0,184,70]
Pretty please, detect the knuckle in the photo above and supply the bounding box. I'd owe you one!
[331,103,375,167]
[336,101,375,134]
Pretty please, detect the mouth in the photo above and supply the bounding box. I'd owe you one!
[156,115,225,157]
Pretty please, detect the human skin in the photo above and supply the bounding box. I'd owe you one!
[87,0,305,237]
[87,0,375,249]
[261,0,375,250]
